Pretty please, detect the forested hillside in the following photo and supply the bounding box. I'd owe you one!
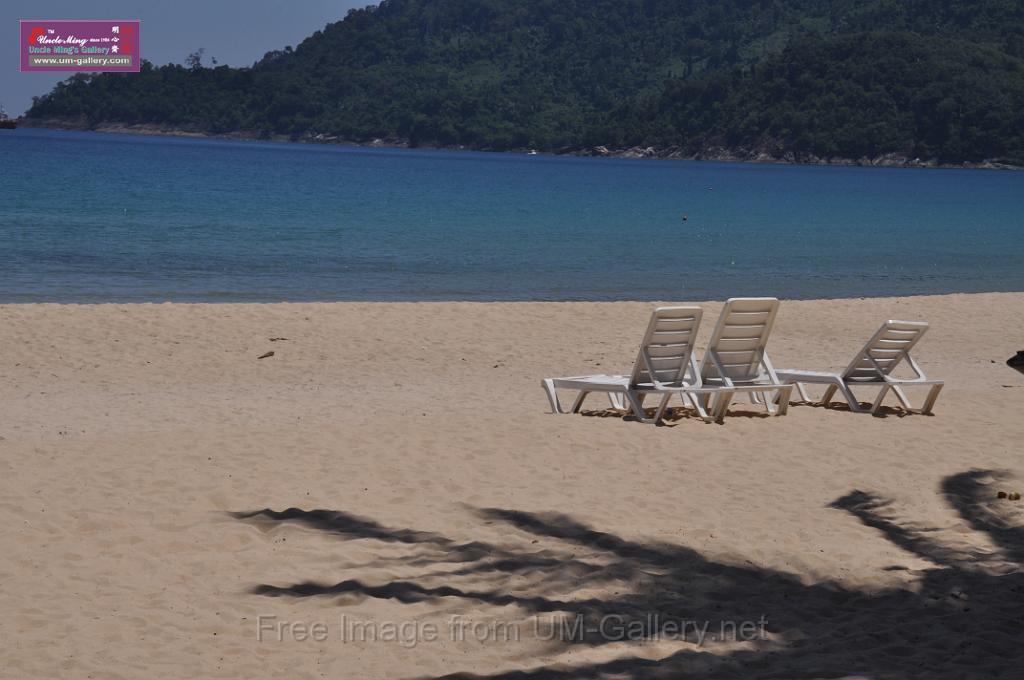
[25,0,1024,164]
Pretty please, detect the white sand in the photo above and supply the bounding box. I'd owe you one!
[1,294,1022,678]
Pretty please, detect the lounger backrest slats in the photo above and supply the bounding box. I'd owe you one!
[630,306,703,387]
[700,298,779,385]
[842,320,929,382]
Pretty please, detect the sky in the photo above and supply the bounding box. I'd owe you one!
[3,0,368,116]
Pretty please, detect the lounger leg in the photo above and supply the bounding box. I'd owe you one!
[714,390,734,422]
[624,392,656,424]
[921,384,943,415]
[689,392,725,423]
[899,382,943,414]
[884,385,909,411]
[710,398,727,423]
[820,384,838,407]
[792,381,812,403]
[623,392,648,419]
[870,385,891,415]
[834,382,871,413]
[685,393,706,420]
[607,392,626,410]
[571,390,590,413]
[775,386,791,416]
[652,394,673,424]
[764,387,787,415]
[542,379,570,414]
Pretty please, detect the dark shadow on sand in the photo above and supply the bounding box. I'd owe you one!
[579,406,774,424]
[796,400,919,418]
[234,469,1024,678]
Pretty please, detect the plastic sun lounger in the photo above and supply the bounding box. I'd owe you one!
[697,297,793,417]
[775,320,943,415]
[542,306,734,424]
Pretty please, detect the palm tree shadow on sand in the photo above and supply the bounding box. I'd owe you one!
[233,469,1023,678]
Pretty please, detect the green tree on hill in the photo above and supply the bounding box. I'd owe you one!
[26,0,1024,164]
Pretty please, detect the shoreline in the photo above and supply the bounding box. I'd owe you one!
[20,120,1024,170]
[6,292,1021,309]
[4,288,1024,305]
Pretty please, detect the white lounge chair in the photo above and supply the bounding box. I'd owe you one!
[697,297,792,416]
[776,320,943,415]
[542,306,734,424]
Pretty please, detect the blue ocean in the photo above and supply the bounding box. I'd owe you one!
[1,128,1022,302]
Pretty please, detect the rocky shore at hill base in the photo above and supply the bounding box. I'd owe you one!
[23,119,1024,170]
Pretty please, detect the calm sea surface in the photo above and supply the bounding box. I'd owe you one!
[1,128,1022,302]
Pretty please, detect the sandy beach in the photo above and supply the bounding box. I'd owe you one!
[1,293,1022,679]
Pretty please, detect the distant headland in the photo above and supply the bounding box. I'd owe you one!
[23,0,1024,169]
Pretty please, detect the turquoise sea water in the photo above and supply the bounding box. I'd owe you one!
[1,128,1022,302]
